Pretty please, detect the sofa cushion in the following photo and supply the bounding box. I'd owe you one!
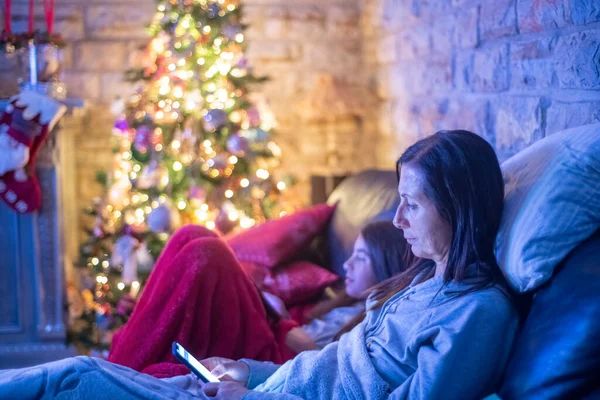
[326,170,399,277]
[499,230,600,399]
[262,261,340,306]
[495,123,600,292]
[227,203,336,268]
[242,260,339,306]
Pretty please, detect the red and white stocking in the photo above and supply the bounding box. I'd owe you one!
[0,91,66,213]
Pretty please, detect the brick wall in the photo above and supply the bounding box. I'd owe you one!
[363,0,600,165]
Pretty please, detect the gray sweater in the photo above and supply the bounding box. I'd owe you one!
[242,273,519,400]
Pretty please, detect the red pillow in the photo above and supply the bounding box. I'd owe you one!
[262,261,340,306]
[226,203,336,268]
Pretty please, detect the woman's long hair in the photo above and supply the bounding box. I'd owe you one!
[370,130,510,308]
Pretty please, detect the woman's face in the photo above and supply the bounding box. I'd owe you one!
[343,235,379,299]
[393,163,452,266]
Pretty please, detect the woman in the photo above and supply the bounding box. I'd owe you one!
[198,130,519,400]
[106,219,409,377]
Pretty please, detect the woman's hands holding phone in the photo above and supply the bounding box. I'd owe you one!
[201,357,250,386]
[200,357,250,399]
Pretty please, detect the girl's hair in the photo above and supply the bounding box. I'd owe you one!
[370,130,510,309]
[315,220,411,340]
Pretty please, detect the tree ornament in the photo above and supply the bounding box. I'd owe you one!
[147,203,180,233]
[188,185,206,206]
[246,106,261,127]
[111,234,141,285]
[223,24,242,41]
[113,116,130,135]
[226,133,249,156]
[240,127,269,143]
[0,91,66,213]
[137,160,168,190]
[215,207,236,234]
[203,109,227,131]
[133,125,153,154]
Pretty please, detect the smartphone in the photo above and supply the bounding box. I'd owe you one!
[172,342,220,383]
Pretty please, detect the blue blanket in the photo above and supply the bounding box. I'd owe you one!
[0,356,206,400]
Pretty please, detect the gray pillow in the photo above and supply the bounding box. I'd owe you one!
[495,123,600,292]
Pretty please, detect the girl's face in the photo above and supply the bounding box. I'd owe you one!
[343,235,379,299]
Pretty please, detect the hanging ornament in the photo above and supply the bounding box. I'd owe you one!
[207,153,229,175]
[111,234,141,285]
[203,109,228,131]
[133,125,153,154]
[135,241,154,272]
[147,203,180,233]
[226,133,249,156]
[189,185,207,206]
[215,207,237,235]
[113,116,130,136]
[246,106,261,128]
[137,160,169,190]
[93,213,105,238]
[223,24,242,41]
[207,3,220,18]
[240,127,269,143]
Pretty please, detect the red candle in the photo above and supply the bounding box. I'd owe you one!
[4,0,12,33]
[28,0,33,33]
[43,0,54,34]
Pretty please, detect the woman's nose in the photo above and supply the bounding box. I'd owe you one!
[393,205,407,229]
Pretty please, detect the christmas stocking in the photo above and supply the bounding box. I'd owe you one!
[0,91,66,213]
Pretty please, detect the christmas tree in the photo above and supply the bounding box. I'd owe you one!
[68,0,297,355]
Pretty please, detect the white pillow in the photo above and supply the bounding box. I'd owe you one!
[495,123,600,292]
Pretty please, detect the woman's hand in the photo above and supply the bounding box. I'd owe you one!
[203,381,249,399]
[201,357,250,386]
[285,327,318,353]
[261,291,290,319]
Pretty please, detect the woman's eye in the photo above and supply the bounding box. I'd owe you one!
[407,203,417,210]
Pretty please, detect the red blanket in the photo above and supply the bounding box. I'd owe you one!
[108,225,296,378]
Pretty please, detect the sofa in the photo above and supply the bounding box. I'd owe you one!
[322,167,599,399]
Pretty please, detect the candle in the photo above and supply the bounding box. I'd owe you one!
[43,0,54,34]
[28,0,33,33]
[4,0,11,33]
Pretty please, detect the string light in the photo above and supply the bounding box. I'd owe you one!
[102,260,109,268]
[173,161,183,171]
[240,178,249,187]
[225,190,234,198]
[256,169,269,179]
[206,221,216,230]
[178,200,187,210]
[118,282,125,290]
[240,216,256,229]
[91,257,99,266]
[277,181,286,190]
[201,204,209,212]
